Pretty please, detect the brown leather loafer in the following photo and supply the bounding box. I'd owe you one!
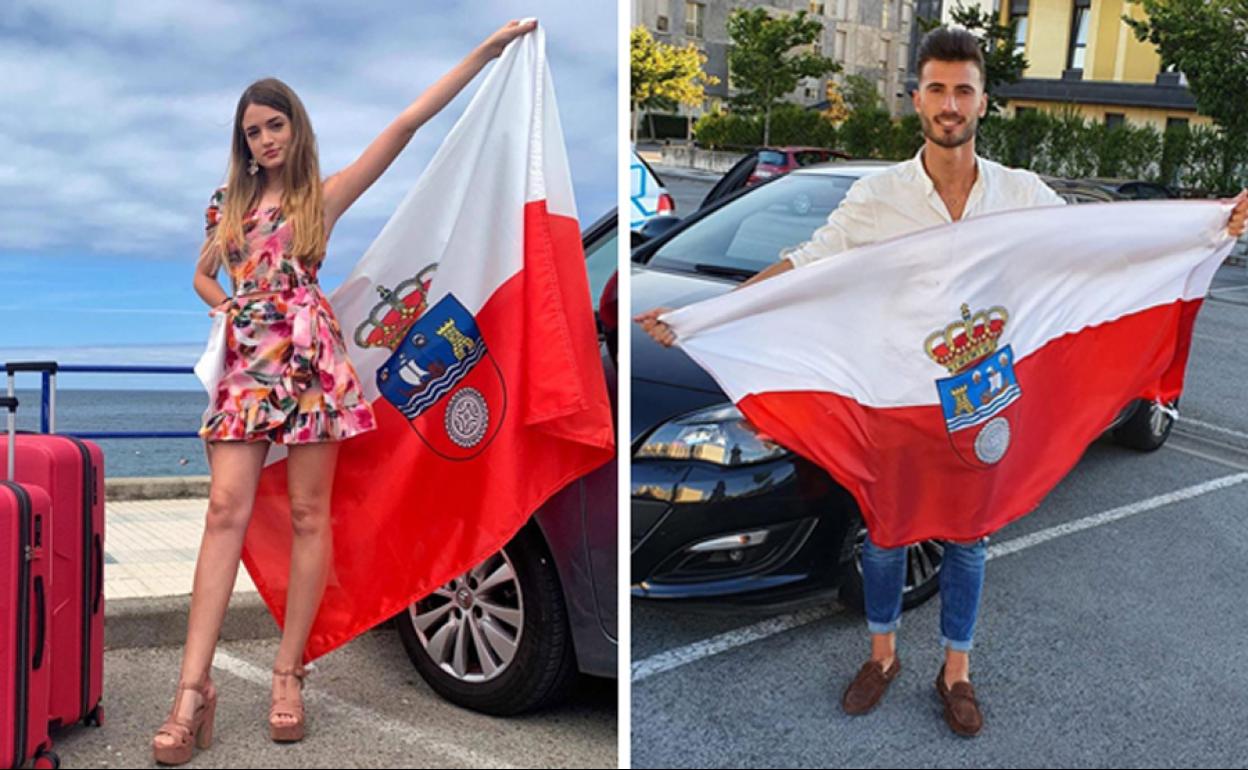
[841,657,901,715]
[935,665,983,737]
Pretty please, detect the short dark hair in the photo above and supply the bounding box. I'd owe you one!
[916,26,986,87]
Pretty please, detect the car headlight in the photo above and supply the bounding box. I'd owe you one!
[634,404,790,465]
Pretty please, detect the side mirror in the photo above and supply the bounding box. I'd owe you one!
[632,215,683,246]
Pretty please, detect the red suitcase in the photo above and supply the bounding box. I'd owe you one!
[1,363,104,733]
[0,396,57,769]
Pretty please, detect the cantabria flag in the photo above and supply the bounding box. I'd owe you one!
[663,200,1236,547]
[242,27,615,661]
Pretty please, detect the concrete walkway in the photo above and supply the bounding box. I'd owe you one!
[104,496,256,600]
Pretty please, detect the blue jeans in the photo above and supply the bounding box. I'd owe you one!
[861,534,987,652]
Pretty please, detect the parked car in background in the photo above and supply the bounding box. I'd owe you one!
[631,149,675,229]
[395,210,618,715]
[1081,177,1176,200]
[631,162,1178,610]
[749,146,851,185]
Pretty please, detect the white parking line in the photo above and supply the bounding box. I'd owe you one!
[1178,417,1248,444]
[212,650,518,769]
[986,472,1248,560]
[631,606,836,683]
[631,472,1248,684]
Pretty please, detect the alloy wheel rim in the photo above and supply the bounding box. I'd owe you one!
[853,527,945,596]
[410,550,524,683]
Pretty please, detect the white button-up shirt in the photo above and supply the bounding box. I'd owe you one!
[784,148,1066,268]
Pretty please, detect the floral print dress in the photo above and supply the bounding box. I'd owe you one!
[199,187,376,444]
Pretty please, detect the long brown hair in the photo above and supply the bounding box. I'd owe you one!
[214,78,325,266]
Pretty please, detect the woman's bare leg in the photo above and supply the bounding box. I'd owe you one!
[153,440,269,748]
[271,440,339,727]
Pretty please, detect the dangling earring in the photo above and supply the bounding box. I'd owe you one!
[248,157,259,176]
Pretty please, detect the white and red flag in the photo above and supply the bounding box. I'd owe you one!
[241,27,615,660]
[663,201,1236,548]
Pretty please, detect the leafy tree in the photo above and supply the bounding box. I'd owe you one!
[839,75,891,158]
[631,26,719,141]
[1125,0,1248,192]
[726,8,840,145]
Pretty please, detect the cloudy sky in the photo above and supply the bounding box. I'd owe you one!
[0,0,616,389]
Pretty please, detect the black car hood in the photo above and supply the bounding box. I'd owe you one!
[631,265,736,440]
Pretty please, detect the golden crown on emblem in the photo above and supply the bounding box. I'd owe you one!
[924,303,1009,374]
[353,264,438,352]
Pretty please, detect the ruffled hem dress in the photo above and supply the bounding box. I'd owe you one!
[198,187,376,444]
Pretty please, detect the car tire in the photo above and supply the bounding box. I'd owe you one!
[839,527,943,614]
[394,523,577,716]
[1111,398,1176,452]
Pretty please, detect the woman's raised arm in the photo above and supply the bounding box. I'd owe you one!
[323,19,537,228]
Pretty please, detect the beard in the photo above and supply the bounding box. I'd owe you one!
[920,111,978,149]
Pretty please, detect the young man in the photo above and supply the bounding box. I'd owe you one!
[637,25,1248,737]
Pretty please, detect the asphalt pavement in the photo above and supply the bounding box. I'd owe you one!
[50,629,616,768]
[631,167,1248,768]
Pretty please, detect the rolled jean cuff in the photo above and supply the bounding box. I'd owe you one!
[867,618,901,635]
[941,635,974,653]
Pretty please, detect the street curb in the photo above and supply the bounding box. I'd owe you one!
[104,592,277,650]
[106,475,210,501]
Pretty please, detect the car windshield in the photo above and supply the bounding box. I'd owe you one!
[793,151,830,166]
[645,173,858,275]
[757,150,786,166]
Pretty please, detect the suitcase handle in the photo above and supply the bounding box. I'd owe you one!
[1,395,15,481]
[33,575,45,671]
[93,534,104,614]
[5,363,56,434]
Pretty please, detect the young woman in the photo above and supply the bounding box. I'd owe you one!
[151,19,537,765]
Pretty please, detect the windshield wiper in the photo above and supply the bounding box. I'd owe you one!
[692,263,757,282]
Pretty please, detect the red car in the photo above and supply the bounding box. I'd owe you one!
[746,146,850,186]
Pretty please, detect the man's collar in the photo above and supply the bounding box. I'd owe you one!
[911,145,985,197]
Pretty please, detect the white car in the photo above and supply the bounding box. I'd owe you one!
[630,149,675,229]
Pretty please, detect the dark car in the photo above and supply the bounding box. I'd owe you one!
[394,210,618,715]
[631,164,1177,609]
[1081,177,1176,200]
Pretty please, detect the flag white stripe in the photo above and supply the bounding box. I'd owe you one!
[665,201,1235,409]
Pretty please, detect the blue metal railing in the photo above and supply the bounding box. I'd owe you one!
[4,361,199,439]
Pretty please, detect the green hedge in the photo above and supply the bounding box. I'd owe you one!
[692,105,920,159]
[689,103,1245,193]
[977,110,1247,195]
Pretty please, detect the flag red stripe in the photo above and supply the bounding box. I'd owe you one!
[242,203,614,660]
[738,299,1201,548]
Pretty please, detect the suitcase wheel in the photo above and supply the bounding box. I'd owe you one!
[85,703,104,728]
[33,748,60,769]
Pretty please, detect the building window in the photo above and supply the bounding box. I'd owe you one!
[1009,0,1029,57]
[1015,106,1034,117]
[1105,113,1125,128]
[883,0,891,29]
[685,2,704,38]
[1067,0,1090,71]
[809,1,826,14]
[656,15,669,32]
[836,0,849,19]
[836,30,848,62]
[1166,117,1189,132]
[656,0,670,32]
